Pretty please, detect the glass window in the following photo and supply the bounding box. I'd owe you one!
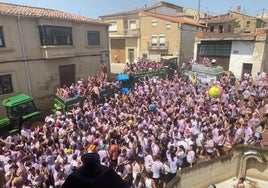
[152,20,157,27]
[0,74,13,95]
[159,35,166,47]
[166,22,171,29]
[151,35,158,47]
[109,22,117,31]
[209,25,214,32]
[0,26,5,47]
[129,20,136,30]
[246,21,250,27]
[39,25,73,46]
[19,101,36,116]
[87,31,100,46]
[219,25,223,33]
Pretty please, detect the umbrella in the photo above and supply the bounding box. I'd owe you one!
[122,87,130,94]
[116,74,129,81]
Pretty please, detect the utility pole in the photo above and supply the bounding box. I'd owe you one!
[197,0,201,22]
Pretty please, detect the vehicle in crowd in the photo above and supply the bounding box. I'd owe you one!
[53,86,115,114]
[182,64,225,84]
[161,55,179,80]
[129,67,168,83]
[0,93,44,137]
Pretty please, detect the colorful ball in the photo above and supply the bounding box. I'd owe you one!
[209,86,221,98]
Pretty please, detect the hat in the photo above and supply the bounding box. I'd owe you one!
[81,153,100,165]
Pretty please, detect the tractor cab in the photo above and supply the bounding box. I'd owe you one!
[0,94,43,137]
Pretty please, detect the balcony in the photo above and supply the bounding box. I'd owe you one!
[147,42,169,50]
[109,28,140,38]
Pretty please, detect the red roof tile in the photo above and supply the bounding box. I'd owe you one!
[0,2,103,24]
[140,11,206,28]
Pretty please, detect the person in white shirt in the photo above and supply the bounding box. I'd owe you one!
[186,145,196,168]
[244,125,253,145]
[151,155,163,186]
[166,145,178,180]
[144,148,153,173]
[97,144,109,163]
[161,159,171,188]
[176,145,186,168]
[204,134,217,159]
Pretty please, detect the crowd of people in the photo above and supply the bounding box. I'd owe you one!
[124,60,163,73]
[0,60,267,188]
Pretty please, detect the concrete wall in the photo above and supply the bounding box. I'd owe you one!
[168,146,268,188]
[252,29,268,75]
[148,6,179,16]
[180,25,199,63]
[229,41,254,79]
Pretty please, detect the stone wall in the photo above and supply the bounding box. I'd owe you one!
[167,146,268,188]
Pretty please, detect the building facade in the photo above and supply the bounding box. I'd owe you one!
[100,1,205,73]
[194,8,267,79]
[139,11,206,63]
[0,3,110,117]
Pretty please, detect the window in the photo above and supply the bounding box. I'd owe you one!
[19,101,36,116]
[227,25,231,32]
[0,74,13,95]
[166,22,171,29]
[152,20,157,27]
[129,21,136,30]
[209,25,214,32]
[39,25,73,46]
[109,22,117,31]
[159,35,166,47]
[87,31,100,46]
[0,26,5,47]
[233,50,239,54]
[246,21,250,27]
[142,53,147,61]
[219,25,223,33]
[151,35,157,47]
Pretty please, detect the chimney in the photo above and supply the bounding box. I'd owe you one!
[237,6,241,13]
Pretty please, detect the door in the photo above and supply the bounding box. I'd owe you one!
[59,64,75,87]
[128,49,134,63]
[242,63,252,78]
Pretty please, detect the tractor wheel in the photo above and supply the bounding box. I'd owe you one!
[24,115,45,130]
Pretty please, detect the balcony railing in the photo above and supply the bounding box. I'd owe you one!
[109,28,140,38]
[123,28,140,36]
[147,42,169,50]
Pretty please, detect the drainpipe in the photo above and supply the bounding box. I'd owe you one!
[105,25,111,76]
[17,15,32,96]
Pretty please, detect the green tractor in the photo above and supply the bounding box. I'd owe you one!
[0,93,44,137]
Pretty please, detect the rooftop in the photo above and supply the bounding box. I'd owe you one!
[140,11,207,28]
[0,2,103,24]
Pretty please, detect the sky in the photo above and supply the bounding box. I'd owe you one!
[0,0,267,19]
